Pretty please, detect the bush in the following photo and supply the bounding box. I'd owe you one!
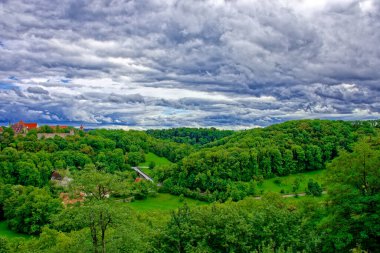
[4,186,62,234]
[0,237,10,253]
[292,177,301,193]
[306,179,322,197]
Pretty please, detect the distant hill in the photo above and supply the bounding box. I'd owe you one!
[155,119,380,201]
[146,127,234,146]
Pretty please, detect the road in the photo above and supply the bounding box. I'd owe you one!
[131,166,154,182]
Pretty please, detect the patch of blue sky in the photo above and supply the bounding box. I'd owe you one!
[0,82,17,90]
[163,108,189,116]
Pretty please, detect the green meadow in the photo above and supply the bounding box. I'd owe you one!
[0,221,31,240]
[258,170,326,195]
[138,152,173,175]
[127,193,207,212]
[139,152,172,167]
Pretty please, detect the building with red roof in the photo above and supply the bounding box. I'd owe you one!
[11,120,38,134]
[134,177,143,183]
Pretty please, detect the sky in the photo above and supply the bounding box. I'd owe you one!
[0,0,379,129]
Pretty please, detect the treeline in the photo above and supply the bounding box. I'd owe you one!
[2,135,379,253]
[0,128,193,186]
[88,129,194,163]
[156,135,380,253]
[0,168,157,236]
[0,120,378,252]
[146,127,234,146]
[155,195,319,252]
[0,126,192,236]
[156,120,379,201]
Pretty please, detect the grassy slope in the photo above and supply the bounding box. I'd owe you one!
[127,193,207,212]
[125,170,325,212]
[139,152,172,167]
[133,153,325,210]
[259,170,326,194]
[0,221,31,240]
[139,152,173,175]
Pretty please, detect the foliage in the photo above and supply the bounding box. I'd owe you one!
[159,120,371,201]
[2,185,61,235]
[73,168,121,201]
[154,194,318,252]
[138,152,172,167]
[126,151,145,166]
[0,222,31,240]
[146,127,234,146]
[127,193,206,212]
[321,138,380,252]
[0,119,379,252]
[306,179,323,196]
[0,237,10,253]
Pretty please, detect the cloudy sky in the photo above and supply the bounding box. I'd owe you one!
[0,0,379,129]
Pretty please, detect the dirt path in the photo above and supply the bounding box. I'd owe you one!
[253,191,327,199]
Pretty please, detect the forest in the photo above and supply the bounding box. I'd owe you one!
[0,119,379,252]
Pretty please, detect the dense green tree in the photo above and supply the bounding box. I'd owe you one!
[14,161,42,187]
[146,127,234,146]
[70,168,125,253]
[126,151,145,166]
[0,127,14,151]
[157,120,377,201]
[0,237,10,253]
[321,138,380,252]
[306,179,323,196]
[3,186,61,234]
[73,168,121,201]
[0,119,379,252]
[155,194,316,252]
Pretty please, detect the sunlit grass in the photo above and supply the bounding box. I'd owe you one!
[258,170,326,195]
[0,221,31,240]
[127,193,207,212]
[139,152,172,167]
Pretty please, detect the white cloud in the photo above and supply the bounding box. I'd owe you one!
[0,0,379,128]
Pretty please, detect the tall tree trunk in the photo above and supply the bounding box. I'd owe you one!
[101,229,106,253]
[100,211,106,253]
[90,212,99,253]
[100,210,112,253]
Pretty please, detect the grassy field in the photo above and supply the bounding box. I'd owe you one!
[139,152,173,176]
[258,170,326,194]
[127,193,207,212]
[139,152,172,168]
[0,221,31,240]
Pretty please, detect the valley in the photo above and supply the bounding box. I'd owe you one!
[0,119,379,252]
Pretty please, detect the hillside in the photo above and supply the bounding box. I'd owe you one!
[0,119,379,252]
[154,119,379,201]
[146,127,234,146]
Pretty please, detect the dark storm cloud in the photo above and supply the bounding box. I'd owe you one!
[0,0,379,127]
[27,86,49,95]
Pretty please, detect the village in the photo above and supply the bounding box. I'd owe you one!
[0,120,153,207]
[0,120,84,139]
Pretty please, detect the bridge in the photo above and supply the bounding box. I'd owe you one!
[131,167,154,182]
